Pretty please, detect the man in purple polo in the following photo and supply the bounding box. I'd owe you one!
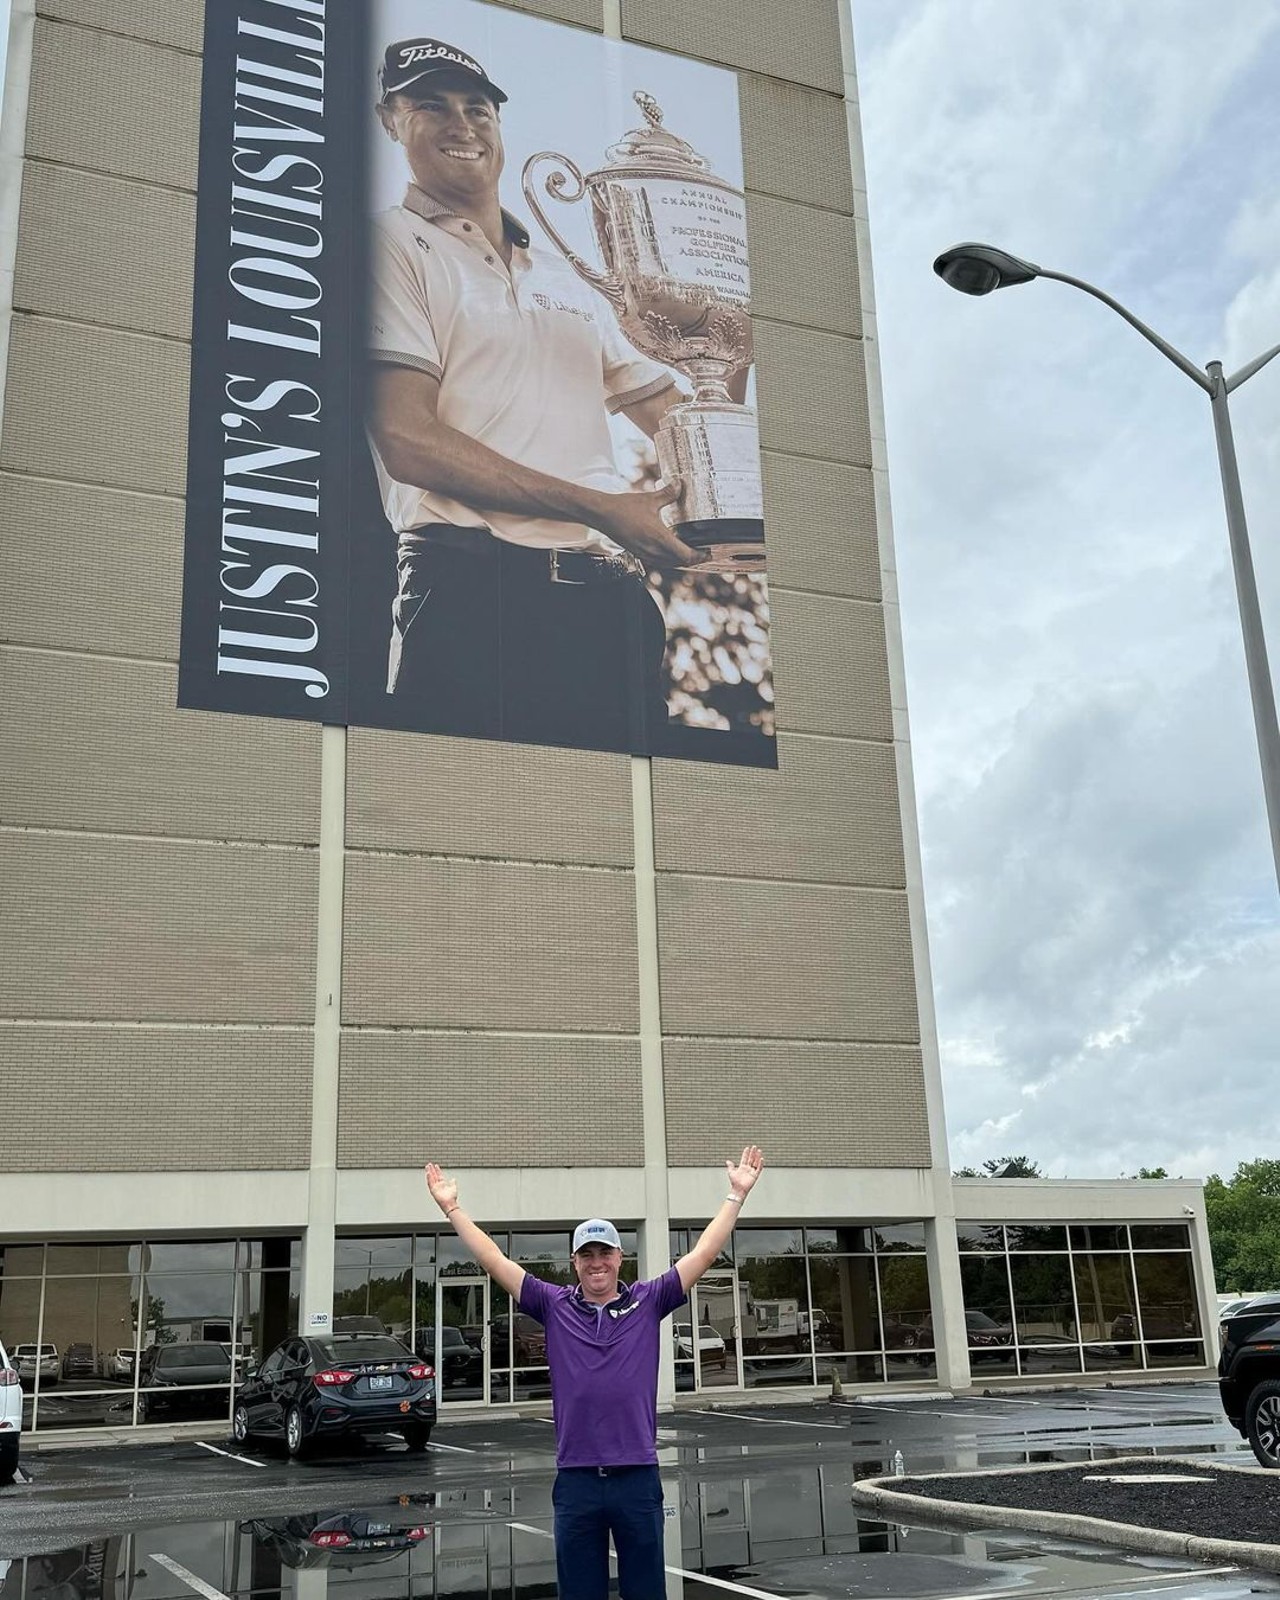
[424,1148,765,1598]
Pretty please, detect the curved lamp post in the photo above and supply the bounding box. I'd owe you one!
[933,242,1280,895]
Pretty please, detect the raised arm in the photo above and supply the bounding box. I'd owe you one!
[675,1146,765,1293]
[424,1162,526,1301]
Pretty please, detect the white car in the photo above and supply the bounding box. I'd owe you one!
[12,1344,58,1388]
[0,1339,22,1483]
[674,1323,727,1369]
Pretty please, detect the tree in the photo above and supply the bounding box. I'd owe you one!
[1204,1162,1280,1293]
[953,1155,1044,1179]
[1135,1166,1169,1179]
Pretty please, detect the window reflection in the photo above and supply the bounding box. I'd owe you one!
[1009,1255,1076,1343]
[955,1222,1005,1252]
[807,1255,879,1353]
[1073,1253,1137,1344]
[877,1257,930,1350]
[1134,1252,1199,1338]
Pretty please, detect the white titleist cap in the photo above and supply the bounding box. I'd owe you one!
[573,1218,622,1253]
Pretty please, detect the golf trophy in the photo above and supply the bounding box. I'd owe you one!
[523,92,765,572]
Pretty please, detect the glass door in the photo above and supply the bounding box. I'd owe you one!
[436,1277,490,1406]
[690,1268,741,1390]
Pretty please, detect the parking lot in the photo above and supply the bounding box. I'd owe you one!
[0,1382,1271,1600]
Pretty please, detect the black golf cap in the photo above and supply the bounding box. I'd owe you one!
[379,38,508,105]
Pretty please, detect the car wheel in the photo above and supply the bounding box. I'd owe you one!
[285,1405,310,1460]
[1245,1379,1280,1468]
[231,1403,254,1449]
[402,1424,431,1452]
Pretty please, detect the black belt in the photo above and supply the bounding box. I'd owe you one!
[400,525,645,586]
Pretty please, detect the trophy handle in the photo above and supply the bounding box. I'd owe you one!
[521,151,627,312]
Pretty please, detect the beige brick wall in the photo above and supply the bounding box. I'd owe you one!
[621,0,844,94]
[1,1026,312,1170]
[37,0,204,54]
[663,1041,931,1167]
[343,855,639,1033]
[338,1033,642,1168]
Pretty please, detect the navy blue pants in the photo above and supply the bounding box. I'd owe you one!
[552,1465,665,1600]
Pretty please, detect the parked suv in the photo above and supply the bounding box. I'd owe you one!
[1218,1293,1280,1466]
[12,1344,58,1389]
[0,1339,22,1483]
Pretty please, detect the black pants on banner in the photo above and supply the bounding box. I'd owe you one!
[386,530,669,754]
[552,1465,665,1600]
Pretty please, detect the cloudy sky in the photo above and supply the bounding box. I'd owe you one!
[850,0,1280,1181]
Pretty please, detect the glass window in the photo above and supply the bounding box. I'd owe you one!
[1005,1224,1068,1252]
[138,1272,236,1349]
[45,1244,142,1277]
[512,1232,569,1263]
[959,1256,1013,1327]
[1068,1224,1128,1251]
[35,1390,136,1431]
[741,1353,814,1388]
[737,1253,807,1359]
[1017,1343,1082,1375]
[669,1229,689,1262]
[139,1241,236,1273]
[438,1231,504,1276]
[1084,1341,1141,1372]
[1009,1255,1076,1342]
[820,1351,882,1384]
[332,1264,412,1340]
[887,1349,935,1382]
[807,1255,879,1353]
[736,1228,803,1259]
[1130,1224,1191,1251]
[240,1271,298,1366]
[137,1340,233,1426]
[806,1226,876,1254]
[872,1224,926,1253]
[0,1244,44,1278]
[1073,1253,1137,1344]
[1134,1252,1200,1339]
[334,1236,411,1271]
[877,1257,931,1351]
[237,1238,301,1271]
[955,1222,1005,1252]
[1144,1339,1205,1368]
[40,1274,142,1390]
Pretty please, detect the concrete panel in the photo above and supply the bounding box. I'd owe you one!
[621,0,844,93]
[344,856,638,1032]
[0,475,182,661]
[26,19,201,191]
[2,1026,311,1171]
[0,649,321,843]
[664,1040,931,1167]
[651,732,904,886]
[338,1032,643,1168]
[0,834,317,1022]
[657,876,919,1041]
[748,192,859,336]
[1,316,188,496]
[36,0,204,55]
[755,321,870,466]
[15,162,195,339]
[767,589,893,742]
[347,729,634,867]
[760,452,881,602]
[741,77,855,213]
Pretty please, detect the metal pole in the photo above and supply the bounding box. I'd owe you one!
[1206,361,1280,893]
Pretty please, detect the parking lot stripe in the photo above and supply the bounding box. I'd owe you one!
[691,1410,845,1430]
[150,1553,232,1600]
[194,1441,266,1468]
[424,1439,477,1453]
[508,1520,787,1599]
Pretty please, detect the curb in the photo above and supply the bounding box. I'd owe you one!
[852,1453,1280,1574]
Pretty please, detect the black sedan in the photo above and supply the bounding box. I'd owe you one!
[137,1342,234,1422]
[233,1334,436,1457]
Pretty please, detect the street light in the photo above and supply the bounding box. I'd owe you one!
[933,241,1280,896]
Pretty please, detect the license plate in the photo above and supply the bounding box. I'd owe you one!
[369,1375,393,1391]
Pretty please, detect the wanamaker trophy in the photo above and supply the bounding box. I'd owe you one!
[522,92,765,573]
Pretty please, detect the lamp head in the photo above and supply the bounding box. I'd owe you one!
[934,242,1040,296]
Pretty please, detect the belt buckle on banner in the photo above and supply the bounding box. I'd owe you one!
[549,550,587,586]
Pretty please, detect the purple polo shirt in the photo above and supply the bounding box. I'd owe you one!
[520,1267,687,1467]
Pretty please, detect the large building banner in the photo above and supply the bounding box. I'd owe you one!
[179,0,775,767]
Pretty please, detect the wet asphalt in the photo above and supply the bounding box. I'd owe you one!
[0,1380,1274,1600]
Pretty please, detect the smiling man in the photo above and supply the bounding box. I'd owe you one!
[424,1148,765,1600]
[367,36,697,755]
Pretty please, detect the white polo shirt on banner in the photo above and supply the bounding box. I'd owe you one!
[369,185,677,552]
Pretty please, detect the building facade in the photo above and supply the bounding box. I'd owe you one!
[0,0,1215,1440]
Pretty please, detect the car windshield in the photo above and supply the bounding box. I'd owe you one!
[967,1312,1002,1330]
[315,1337,411,1363]
[158,1344,231,1368]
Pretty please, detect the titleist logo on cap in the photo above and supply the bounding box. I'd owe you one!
[398,42,481,72]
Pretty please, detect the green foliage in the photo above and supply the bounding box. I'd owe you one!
[953,1155,1045,1179]
[1205,1162,1280,1293]
[1136,1166,1169,1179]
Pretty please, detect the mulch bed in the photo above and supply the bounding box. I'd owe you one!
[891,1461,1279,1546]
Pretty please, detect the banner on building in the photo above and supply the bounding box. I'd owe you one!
[179,0,775,767]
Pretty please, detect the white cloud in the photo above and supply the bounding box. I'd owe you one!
[853,0,1280,1180]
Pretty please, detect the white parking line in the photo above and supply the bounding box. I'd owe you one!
[691,1408,844,1430]
[194,1441,266,1469]
[423,1439,477,1453]
[150,1553,232,1600]
[507,1521,785,1600]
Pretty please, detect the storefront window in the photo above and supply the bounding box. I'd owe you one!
[1068,1225,1127,1251]
[1073,1253,1137,1344]
[1008,1254,1076,1344]
[1134,1251,1200,1339]
[1130,1224,1191,1251]
[955,1222,1005,1252]
[877,1257,930,1351]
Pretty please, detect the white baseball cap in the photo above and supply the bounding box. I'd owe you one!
[573,1218,622,1253]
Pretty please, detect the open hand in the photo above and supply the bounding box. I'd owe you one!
[424,1162,458,1215]
[726,1145,764,1199]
